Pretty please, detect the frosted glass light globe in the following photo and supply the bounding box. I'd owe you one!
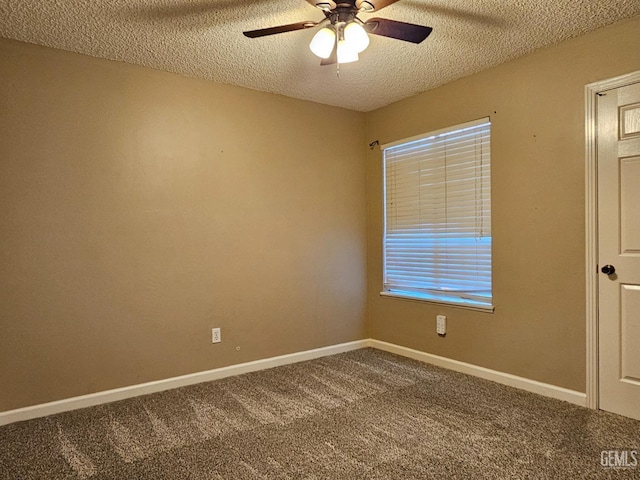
[336,39,359,64]
[344,22,370,53]
[309,27,336,59]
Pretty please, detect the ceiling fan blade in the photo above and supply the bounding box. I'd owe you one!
[364,17,432,43]
[243,21,317,38]
[306,0,336,11]
[356,0,400,12]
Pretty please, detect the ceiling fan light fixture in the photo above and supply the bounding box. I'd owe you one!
[309,27,336,59]
[343,21,370,53]
[336,39,359,64]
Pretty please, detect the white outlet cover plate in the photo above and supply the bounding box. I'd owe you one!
[212,328,221,343]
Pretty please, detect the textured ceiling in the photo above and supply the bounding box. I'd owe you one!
[1,1,639,111]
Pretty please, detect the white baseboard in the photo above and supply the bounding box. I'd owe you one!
[0,340,368,426]
[1,338,587,426]
[369,339,587,407]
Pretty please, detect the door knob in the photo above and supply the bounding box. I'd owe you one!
[601,265,616,275]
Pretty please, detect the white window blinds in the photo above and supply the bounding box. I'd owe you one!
[382,118,492,308]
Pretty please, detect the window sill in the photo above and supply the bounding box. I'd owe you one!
[380,291,495,313]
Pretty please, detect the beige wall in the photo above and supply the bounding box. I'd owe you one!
[2,14,640,413]
[366,15,640,392]
[0,39,367,411]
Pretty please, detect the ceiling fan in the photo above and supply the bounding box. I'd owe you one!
[243,0,433,65]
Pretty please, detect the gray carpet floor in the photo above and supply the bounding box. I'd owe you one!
[1,348,639,479]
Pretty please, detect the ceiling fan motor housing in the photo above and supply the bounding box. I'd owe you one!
[329,8,359,26]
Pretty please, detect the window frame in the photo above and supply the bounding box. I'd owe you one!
[380,118,494,312]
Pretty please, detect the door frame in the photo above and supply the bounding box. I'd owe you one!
[585,70,640,410]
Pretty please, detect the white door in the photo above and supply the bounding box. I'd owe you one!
[598,82,640,421]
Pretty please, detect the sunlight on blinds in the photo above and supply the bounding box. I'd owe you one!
[383,118,492,308]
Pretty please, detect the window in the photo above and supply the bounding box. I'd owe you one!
[382,118,492,310]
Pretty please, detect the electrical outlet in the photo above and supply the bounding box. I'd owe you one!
[212,327,221,344]
[436,315,446,335]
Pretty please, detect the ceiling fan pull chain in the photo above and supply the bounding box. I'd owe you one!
[336,62,341,78]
